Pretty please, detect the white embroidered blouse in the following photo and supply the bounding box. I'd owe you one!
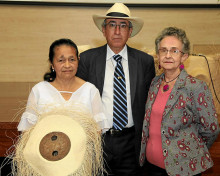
[17,81,110,133]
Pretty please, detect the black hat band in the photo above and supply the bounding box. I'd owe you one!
[106,12,129,17]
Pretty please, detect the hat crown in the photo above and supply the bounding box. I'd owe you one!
[93,2,144,37]
[106,3,131,17]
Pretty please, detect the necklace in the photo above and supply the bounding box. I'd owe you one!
[163,73,180,92]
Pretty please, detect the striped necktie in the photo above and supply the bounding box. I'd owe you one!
[113,54,128,130]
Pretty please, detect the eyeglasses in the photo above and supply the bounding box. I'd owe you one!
[106,22,129,31]
[158,48,184,56]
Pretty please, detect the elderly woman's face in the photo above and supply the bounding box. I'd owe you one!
[52,45,78,81]
[158,36,188,72]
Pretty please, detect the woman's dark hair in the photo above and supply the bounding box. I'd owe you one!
[44,38,79,82]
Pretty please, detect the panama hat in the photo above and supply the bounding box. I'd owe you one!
[12,107,103,176]
[93,3,144,37]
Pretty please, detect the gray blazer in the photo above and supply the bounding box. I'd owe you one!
[139,69,219,176]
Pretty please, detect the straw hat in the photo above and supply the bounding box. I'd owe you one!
[23,114,86,176]
[93,3,144,37]
[12,107,103,176]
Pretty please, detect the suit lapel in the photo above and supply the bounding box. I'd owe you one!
[95,45,107,95]
[127,47,137,105]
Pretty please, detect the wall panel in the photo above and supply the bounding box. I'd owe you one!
[0,5,219,82]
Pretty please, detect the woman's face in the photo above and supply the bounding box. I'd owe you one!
[158,36,188,72]
[52,45,78,81]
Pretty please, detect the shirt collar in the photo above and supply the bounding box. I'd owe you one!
[106,45,128,61]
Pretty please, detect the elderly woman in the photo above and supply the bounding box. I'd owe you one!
[140,27,219,176]
[17,38,109,133]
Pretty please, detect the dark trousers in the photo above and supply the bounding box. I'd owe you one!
[102,127,140,176]
[141,161,202,176]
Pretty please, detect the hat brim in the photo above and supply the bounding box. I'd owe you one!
[23,114,87,176]
[13,106,103,176]
[93,14,144,37]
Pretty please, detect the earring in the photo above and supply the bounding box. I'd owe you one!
[179,64,184,70]
[52,69,55,72]
[159,64,161,69]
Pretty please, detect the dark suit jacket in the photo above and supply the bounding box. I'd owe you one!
[77,44,155,163]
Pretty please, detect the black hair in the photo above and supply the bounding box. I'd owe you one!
[43,38,79,82]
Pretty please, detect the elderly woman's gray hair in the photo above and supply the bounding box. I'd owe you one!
[155,27,190,55]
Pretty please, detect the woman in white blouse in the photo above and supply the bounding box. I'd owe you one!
[17,38,110,133]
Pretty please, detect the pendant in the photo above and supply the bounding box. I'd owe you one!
[163,84,169,92]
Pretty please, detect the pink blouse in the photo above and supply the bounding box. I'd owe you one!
[146,87,172,169]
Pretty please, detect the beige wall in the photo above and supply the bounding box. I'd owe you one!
[0,4,219,121]
[0,4,219,82]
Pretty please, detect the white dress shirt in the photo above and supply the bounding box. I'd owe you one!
[102,45,134,128]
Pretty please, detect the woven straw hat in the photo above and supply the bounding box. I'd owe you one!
[93,3,144,37]
[13,107,103,176]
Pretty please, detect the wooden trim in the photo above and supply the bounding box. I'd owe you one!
[0,122,19,157]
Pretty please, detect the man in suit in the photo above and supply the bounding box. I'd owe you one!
[77,3,155,175]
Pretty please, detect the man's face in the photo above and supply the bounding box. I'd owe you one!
[102,18,133,53]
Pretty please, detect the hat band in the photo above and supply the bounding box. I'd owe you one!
[106,12,129,18]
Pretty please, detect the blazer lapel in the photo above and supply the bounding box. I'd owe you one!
[95,45,107,95]
[127,47,137,105]
[146,75,163,111]
[162,70,188,118]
